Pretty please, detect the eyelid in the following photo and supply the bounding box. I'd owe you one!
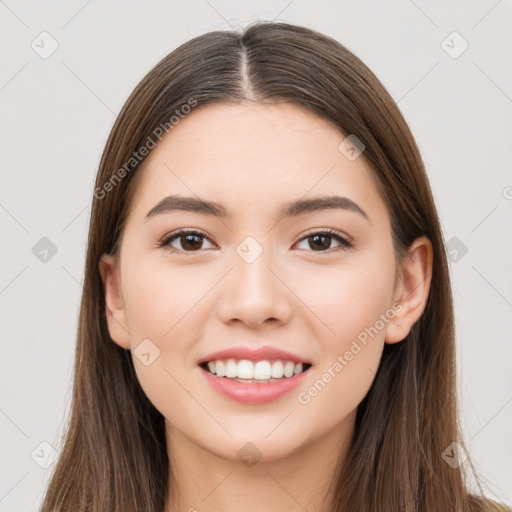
[294,228,353,252]
[297,227,353,244]
[159,228,216,249]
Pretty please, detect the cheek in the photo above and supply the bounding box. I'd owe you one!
[294,269,389,418]
[292,255,396,409]
[120,258,222,392]
[122,259,208,340]
[294,256,396,347]
[120,261,211,425]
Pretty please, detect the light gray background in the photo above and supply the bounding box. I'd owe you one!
[1,1,511,510]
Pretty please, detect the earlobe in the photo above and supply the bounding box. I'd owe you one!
[385,236,433,344]
[99,254,131,350]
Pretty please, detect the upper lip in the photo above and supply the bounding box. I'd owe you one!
[198,346,311,365]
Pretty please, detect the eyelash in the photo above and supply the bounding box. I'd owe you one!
[158,228,353,255]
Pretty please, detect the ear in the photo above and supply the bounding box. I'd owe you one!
[385,236,433,344]
[99,254,131,349]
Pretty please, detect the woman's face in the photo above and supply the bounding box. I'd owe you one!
[100,101,427,463]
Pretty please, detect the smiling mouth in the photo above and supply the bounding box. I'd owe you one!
[199,359,312,384]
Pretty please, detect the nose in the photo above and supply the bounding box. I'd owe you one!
[217,244,293,329]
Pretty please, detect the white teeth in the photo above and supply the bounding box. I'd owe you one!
[237,359,254,379]
[204,358,308,381]
[254,361,272,380]
[283,361,295,378]
[225,358,237,378]
[215,360,226,377]
[271,360,284,378]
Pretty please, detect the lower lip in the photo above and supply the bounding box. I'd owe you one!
[200,367,309,405]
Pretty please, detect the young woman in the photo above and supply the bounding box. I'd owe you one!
[39,21,509,512]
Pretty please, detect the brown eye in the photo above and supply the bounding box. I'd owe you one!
[308,234,332,251]
[160,230,215,253]
[296,230,352,252]
[177,233,203,251]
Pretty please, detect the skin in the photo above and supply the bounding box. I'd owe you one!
[100,101,433,512]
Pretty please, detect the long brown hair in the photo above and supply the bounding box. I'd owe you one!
[40,21,503,512]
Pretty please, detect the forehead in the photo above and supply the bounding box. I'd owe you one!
[126,101,387,224]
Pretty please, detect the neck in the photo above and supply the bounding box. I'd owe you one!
[164,411,355,512]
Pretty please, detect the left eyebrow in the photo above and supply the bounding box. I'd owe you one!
[278,195,370,223]
[144,194,370,223]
